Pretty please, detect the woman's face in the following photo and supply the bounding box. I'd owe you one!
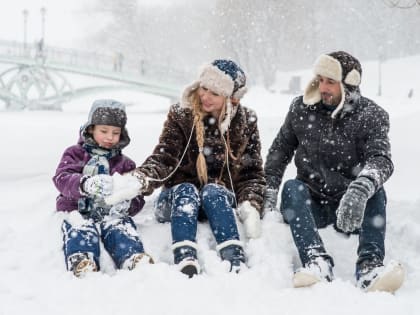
[198,86,226,117]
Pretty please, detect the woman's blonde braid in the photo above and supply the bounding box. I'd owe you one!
[192,93,208,185]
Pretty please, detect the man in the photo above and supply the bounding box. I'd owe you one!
[264,51,404,292]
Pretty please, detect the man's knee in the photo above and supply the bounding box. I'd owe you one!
[280,179,312,223]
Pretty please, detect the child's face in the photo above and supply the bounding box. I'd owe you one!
[91,125,122,149]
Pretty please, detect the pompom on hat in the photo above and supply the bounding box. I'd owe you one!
[181,59,248,133]
[303,51,362,118]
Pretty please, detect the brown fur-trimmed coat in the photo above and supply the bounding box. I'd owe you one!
[136,103,266,212]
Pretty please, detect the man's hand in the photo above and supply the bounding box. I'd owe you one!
[336,177,375,233]
[263,188,279,213]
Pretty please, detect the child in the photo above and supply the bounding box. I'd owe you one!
[53,99,153,277]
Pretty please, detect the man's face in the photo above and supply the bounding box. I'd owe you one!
[318,75,342,106]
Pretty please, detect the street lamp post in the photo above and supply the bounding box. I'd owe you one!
[40,7,46,42]
[22,9,28,55]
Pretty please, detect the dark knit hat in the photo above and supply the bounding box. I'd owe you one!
[81,99,130,149]
[303,51,362,118]
[88,99,127,128]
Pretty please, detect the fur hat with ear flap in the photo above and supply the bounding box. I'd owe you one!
[303,51,362,118]
[181,59,247,133]
[81,99,130,149]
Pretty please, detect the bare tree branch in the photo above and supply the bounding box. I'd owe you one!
[383,0,420,9]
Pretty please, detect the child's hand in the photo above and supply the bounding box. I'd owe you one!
[83,174,113,197]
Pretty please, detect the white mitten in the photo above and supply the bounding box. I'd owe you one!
[238,201,262,239]
[83,174,113,197]
[104,172,145,205]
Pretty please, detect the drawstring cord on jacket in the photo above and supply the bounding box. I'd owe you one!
[143,121,237,204]
[145,120,196,183]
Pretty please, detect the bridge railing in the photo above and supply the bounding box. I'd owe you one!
[0,39,192,85]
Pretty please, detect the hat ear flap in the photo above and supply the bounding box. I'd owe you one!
[219,98,232,135]
[303,77,321,105]
[344,69,361,86]
[181,81,200,108]
[232,86,247,100]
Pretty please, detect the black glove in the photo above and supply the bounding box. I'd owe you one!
[263,188,279,213]
[336,177,375,233]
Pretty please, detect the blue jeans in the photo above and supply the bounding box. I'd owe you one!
[280,179,386,267]
[62,216,145,270]
[155,183,239,245]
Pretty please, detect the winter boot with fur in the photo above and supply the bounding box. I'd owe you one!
[172,241,200,278]
[68,252,97,278]
[122,252,154,270]
[356,258,405,293]
[217,240,246,273]
[293,256,334,288]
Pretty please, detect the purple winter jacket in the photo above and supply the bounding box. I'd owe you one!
[52,138,145,217]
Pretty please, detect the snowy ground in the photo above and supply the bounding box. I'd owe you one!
[0,56,419,315]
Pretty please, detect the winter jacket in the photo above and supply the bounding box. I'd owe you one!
[53,137,144,216]
[265,95,393,203]
[137,103,266,212]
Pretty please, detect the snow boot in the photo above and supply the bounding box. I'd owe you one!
[217,240,246,273]
[122,252,154,270]
[356,258,405,293]
[172,241,200,278]
[293,256,334,288]
[68,252,97,278]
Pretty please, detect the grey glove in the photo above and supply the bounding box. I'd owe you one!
[263,188,279,213]
[82,174,113,197]
[336,177,375,233]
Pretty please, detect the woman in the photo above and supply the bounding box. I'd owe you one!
[108,59,265,277]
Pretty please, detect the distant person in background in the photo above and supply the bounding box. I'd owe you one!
[105,59,266,277]
[35,38,45,63]
[118,52,124,72]
[113,52,124,72]
[408,88,413,98]
[53,99,153,277]
[263,51,404,292]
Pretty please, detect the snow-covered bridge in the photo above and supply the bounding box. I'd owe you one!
[0,40,187,110]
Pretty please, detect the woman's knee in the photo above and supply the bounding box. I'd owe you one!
[280,179,312,222]
[173,183,199,199]
[171,183,200,217]
[200,183,232,205]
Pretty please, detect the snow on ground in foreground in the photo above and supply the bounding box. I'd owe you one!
[0,56,419,315]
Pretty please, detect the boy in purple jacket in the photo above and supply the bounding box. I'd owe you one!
[53,99,153,277]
